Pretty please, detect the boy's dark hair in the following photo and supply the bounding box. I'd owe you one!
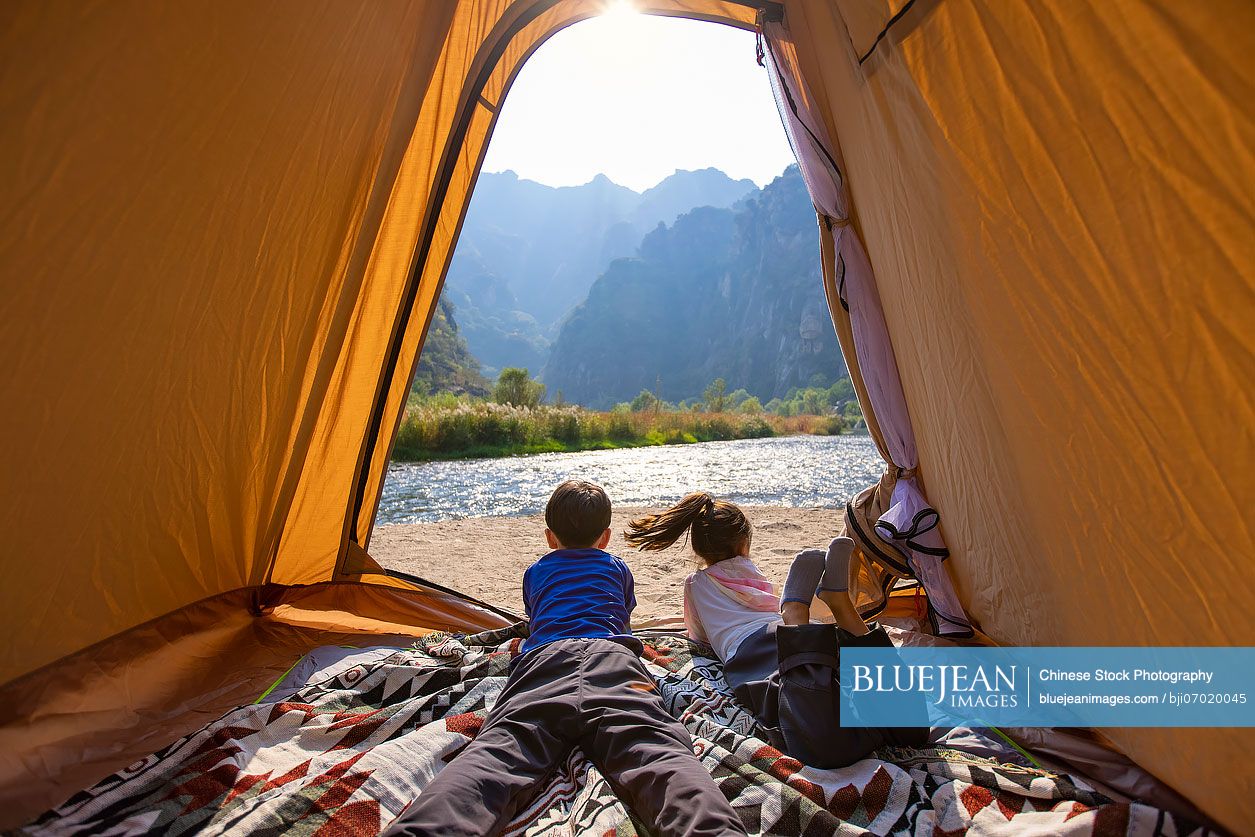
[546,480,613,548]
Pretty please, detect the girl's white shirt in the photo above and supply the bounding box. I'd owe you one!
[684,556,782,662]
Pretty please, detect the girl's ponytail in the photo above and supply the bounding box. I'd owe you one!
[626,492,751,565]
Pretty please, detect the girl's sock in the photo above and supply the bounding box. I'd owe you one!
[819,537,855,592]
[781,548,826,605]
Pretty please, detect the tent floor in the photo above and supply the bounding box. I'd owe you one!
[0,581,509,827]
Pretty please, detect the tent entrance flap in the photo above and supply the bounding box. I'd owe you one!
[341,0,567,552]
[339,0,771,556]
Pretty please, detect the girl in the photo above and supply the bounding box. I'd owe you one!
[625,492,926,768]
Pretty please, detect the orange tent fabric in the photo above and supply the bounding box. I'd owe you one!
[0,0,1250,830]
[782,1,1254,826]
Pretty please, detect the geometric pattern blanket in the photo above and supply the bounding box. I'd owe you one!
[19,625,1210,836]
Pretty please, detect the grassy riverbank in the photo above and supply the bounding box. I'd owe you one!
[392,401,855,461]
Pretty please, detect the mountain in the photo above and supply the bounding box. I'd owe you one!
[410,299,490,398]
[440,247,549,375]
[541,166,845,408]
[631,168,759,231]
[441,168,758,376]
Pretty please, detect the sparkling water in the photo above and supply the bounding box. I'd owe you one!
[376,434,881,524]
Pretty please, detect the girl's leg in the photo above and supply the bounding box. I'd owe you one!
[816,537,870,635]
[816,589,870,636]
[779,548,825,625]
[780,601,810,625]
[836,624,931,747]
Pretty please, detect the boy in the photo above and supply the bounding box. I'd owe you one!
[385,480,745,837]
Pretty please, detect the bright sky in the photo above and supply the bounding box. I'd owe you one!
[481,8,796,193]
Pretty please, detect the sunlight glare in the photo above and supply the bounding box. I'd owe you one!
[601,0,639,21]
[481,13,796,191]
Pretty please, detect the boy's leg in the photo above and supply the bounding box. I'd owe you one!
[383,643,580,837]
[579,642,747,837]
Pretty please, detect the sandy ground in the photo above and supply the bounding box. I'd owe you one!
[371,505,845,623]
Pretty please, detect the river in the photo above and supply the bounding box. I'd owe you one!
[377,434,881,524]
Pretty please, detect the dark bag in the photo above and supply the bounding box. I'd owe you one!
[732,623,928,768]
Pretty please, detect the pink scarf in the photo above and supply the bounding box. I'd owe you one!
[701,556,779,612]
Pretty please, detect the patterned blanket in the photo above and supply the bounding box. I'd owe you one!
[20,626,1209,836]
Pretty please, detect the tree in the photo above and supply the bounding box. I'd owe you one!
[801,388,826,415]
[727,388,751,410]
[771,399,797,417]
[630,389,659,412]
[827,377,854,403]
[493,367,545,407]
[703,378,728,413]
[738,396,763,414]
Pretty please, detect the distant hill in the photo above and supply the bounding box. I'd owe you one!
[439,247,549,375]
[442,167,757,376]
[410,299,490,398]
[630,167,760,234]
[542,166,846,408]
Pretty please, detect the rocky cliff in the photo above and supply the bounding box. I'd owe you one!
[441,168,757,376]
[541,166,844,407]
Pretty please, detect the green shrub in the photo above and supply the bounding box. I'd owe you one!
[695,417,736,441]
[738,416,775,438]
[545,410,581,444]
[607,408,636,442]
[812,414,848,436]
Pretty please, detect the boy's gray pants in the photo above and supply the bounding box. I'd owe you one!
[384,637,747,837]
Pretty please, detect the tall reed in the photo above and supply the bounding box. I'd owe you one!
[392,402,851,461]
